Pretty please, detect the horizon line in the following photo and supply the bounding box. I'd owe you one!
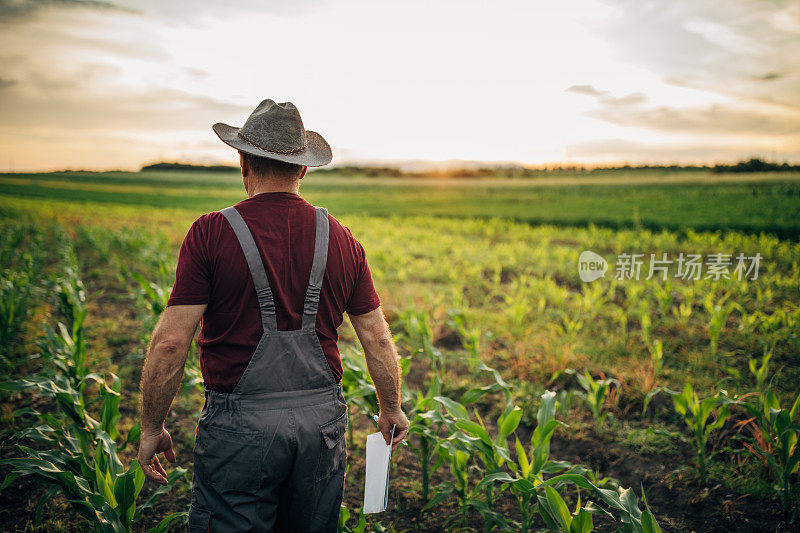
[3,155,800,174]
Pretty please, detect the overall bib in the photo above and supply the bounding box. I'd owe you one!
[189,205,348,532]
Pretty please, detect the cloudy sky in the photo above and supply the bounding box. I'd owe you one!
[0,0,798,171]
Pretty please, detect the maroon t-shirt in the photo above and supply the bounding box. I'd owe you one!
[166,192,381,393]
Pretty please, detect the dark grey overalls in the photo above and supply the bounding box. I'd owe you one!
[188,205,348,532]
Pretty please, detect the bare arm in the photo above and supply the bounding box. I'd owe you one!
[349,306,409,451]
[137,303,206,483]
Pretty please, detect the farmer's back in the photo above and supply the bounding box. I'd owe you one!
[167,192,380,392]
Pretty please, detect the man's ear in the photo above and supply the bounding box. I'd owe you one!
[239,151,249,177]
[298,166,308,180]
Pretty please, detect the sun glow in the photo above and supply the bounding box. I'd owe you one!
[0,0,797,171]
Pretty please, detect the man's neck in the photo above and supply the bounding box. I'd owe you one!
[247,178,300,197]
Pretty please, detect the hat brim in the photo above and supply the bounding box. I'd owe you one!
[212,122,332,167]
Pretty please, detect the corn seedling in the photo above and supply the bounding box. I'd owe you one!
[510,390,567,532]
[748,344,776,394]
[337,504,368,533]
[556,389,576,419]
[703,293,735,357]
[652,281,673,318]
[430,367,521,530]
[557,311,584,340]
[407,402,446,506]
[672,382,733,485]
[537,486,594,532]
[396,308,445,397]
[642,340,664,416]
[504,291,534,335]
[741,390,800,512]
[578,282,607,323]
[536,475,662,533]
[672,301,692,323]
[573,371,619,429]
[614,307,628,340]
[639,305,652,349]
[451,310,491,371]
[37,270,90,385]
[131,272,171,317]
[484,470,662,533]
[433,396,520,530]
[0,261,36,361]
[397,310,459,506]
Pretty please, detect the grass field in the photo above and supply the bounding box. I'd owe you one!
[1,169,799,532]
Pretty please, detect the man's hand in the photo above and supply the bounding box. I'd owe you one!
[137,427,176,485]
[378,409,410,453]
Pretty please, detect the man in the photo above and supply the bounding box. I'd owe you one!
[137,99,410,532]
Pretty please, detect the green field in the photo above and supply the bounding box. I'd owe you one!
[2,169,800,237]
[1,169,799,532]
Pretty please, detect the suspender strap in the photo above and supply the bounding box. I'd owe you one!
[302,207,329,329]
[220,206,278,332]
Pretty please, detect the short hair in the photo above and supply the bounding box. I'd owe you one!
[239,151,305,180]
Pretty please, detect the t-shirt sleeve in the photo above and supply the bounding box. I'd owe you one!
[345,233,381,316]
[166,216,212,307]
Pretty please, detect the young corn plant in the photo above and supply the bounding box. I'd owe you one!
[396,309,454,506]
[672,300,693,324]
[578,282,608,323]
[748,344,775,394]
[642,339,664,416]
[741,389,800,513]
[407,400,446,507]
[672,382,733,485]
[0,261,36,361]
[556,389,576,419]
[638,303,652,349]
[450,309,491,372]
[0,372,185,532]
[534,475,662,533]
[537,486,594,533]
[651,281,673,318]
[425,410,499,529]
[614,305,628,341]
[426,438,472,528]
[36,269,91,387]
[486,467,663,532]
[428,365,521,531]
[574,371,619,430]
[509,390,567,532]
[432,396,520,531]
[337,502,376,533]
[131,272,171,318]
[504,289,534,336]
[703,293,735,357]
[396,308,446,396]
[557,311,584,340]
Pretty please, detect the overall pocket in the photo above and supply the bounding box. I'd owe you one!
[195,422,263,491]
[188,504,211,532]
[315,410,347,482]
